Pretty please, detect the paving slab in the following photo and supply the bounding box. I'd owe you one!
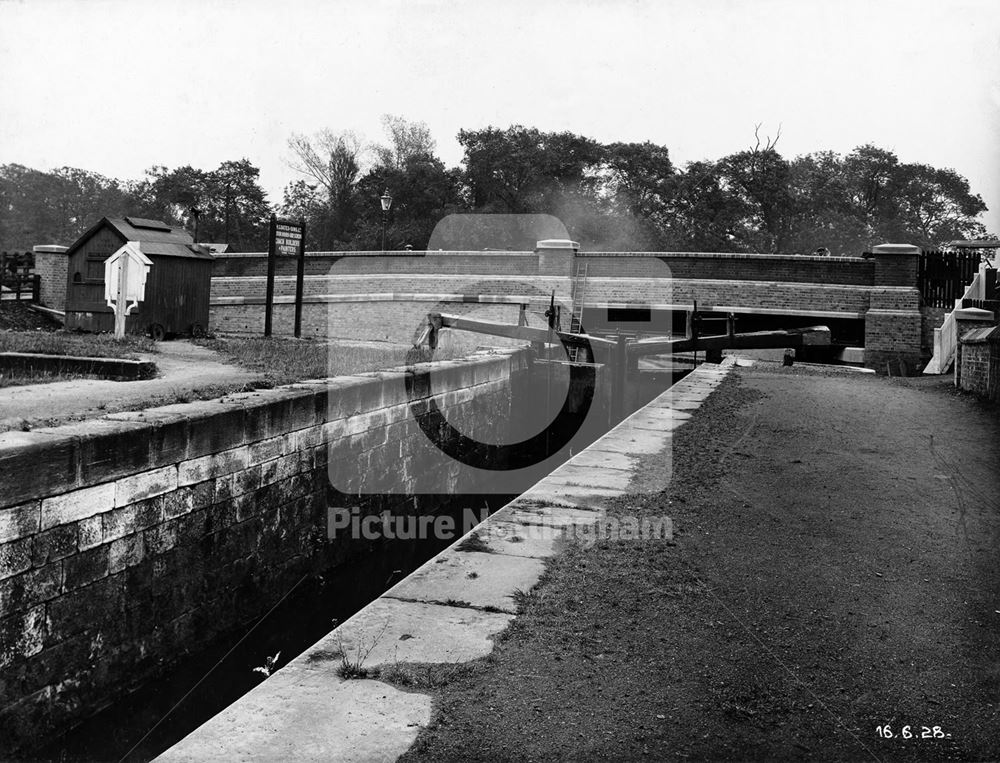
[470,520,564,558]
[318,597,514,667]
[617,415,688,433]
[156,668,430,763]
[384,550,546,613]
[543,463,634,490]
[498,502,607,529]
[519,481,626,506]
[588,429,672,455]
[650,398,704,410]
[563,449,637,471]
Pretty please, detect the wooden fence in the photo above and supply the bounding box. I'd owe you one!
[918,249,983,308]
[0,251,40,302]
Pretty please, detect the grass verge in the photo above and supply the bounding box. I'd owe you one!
[0,331,155,359]
[195,336,465,386]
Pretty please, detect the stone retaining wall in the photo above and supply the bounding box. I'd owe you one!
[0,350,528,752]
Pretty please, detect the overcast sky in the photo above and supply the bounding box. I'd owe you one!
[2,0,999,235]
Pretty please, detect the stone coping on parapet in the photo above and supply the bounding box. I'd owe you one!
[577,251,867,262]
[211,292,568,306]
[155,358,737,763]
[213,250,539,258]
[213,250,867,262]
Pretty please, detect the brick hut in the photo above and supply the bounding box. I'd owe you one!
[63,217,214,338]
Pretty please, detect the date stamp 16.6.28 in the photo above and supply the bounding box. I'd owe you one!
[876,725,950,740]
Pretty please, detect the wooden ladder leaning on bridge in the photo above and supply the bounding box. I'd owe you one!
[568,259,589,361]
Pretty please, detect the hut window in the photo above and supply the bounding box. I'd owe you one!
[72,271,82,283]
[85,259,105,282]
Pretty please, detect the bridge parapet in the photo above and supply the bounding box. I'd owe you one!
[579,251,876,286]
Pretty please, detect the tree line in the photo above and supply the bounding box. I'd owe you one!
[0,117,990,255]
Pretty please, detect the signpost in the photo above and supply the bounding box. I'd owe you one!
[264,215,307,337]
[104,241,152,339]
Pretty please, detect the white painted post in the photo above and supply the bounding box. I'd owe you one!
[114,253,129,338]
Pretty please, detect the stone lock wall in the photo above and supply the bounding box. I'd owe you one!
[0,350,528,752]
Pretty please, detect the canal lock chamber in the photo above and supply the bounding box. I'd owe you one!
[30,347,690,762]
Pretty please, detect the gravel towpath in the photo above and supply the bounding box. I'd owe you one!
[0,340,257,432]
[401,364,1000,762]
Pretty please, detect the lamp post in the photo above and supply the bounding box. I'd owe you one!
[380,188,392,252]
[189,206,201,243]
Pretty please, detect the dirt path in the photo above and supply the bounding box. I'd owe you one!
[0,340,257,431]
[401,364,1000,761]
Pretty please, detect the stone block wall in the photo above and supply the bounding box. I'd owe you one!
[0,350,528,752]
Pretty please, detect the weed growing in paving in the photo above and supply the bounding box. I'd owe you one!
[331,620,390,680]
[455,532,492,553]
[371,661,478,691]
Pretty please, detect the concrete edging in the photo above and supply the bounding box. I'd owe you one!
[0,352,156,381]
[156,358,738,762]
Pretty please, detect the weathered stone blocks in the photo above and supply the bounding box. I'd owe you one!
[115,465,178,507]
[0,431,78,508]
[40,483,116,531]
[0,502,40,544]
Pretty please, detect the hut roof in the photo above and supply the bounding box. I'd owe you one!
[65,217,214,260]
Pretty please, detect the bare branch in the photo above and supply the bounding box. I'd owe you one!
[286,129,370,198]
[286,133,333,194]
[765,123,783,152]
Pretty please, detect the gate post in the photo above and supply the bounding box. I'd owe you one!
[535,239,577,320]
[612,334,628,423]
[953,307,996,388]
[865,243,923,374]
[33,245,69,310]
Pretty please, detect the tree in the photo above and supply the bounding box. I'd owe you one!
[201,159,272,249]
[373,115,437,171]
[783,152,870,255]
[0,164,129,249]
[280,180,329,250]
[287,130,365,248]
[124,160,271,250]
[715,126,793,252]
[892,163,987,247]
[127,164,210,228]
[351,154,463,250]
[665,160,747,252]
[458,125,604,213]
[587,141,676,249]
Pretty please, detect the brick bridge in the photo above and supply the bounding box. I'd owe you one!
[209,242,927,374]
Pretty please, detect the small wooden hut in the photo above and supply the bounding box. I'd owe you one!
[64,217,214,337]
